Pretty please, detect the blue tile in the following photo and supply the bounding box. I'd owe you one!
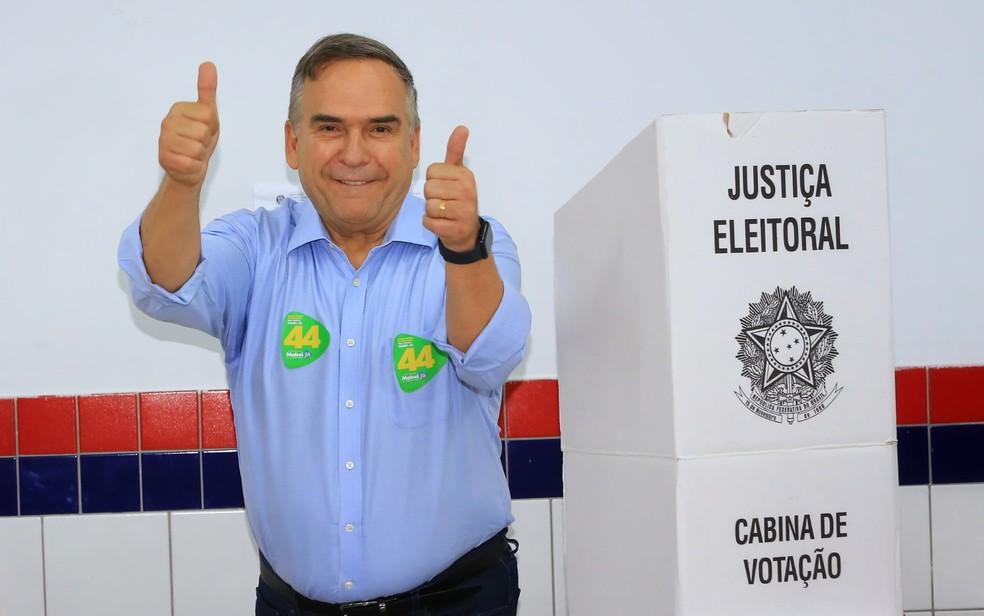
[0,458,16,516]
[507,439,563,499]
[897,426,929,486]
[931,424,984,485]
[20,456,78,515]
[81,454,140,513]
[500,441,507,477]
[142,452,202,511]
[203,451,244,509]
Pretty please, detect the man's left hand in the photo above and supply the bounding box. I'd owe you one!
[423,125,480,253]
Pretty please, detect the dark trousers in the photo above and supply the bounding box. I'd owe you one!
[255,542,521,616]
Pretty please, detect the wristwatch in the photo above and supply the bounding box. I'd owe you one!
[438,217,492,265]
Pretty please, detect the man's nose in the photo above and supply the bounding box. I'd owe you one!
[338,133,370,166]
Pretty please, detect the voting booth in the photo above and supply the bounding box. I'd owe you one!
[554,112,901,615]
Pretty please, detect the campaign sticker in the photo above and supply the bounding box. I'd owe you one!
[281,312,329,369]
[393,334,448,393]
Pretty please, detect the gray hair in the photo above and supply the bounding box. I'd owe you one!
[288,33,419,132]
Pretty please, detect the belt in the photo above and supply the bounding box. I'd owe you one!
[259,529,517,616]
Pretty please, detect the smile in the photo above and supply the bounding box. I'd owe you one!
[336,179,374,186]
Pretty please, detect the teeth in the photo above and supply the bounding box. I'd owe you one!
[338,180,370,186]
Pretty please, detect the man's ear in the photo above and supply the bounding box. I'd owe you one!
[285,120,299,170]
[410,123,421,168]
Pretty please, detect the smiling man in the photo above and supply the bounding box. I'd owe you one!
[118,34,530,616]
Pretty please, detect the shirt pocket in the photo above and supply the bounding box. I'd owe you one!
[386,333,453,428]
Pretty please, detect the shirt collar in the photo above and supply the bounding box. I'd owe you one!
[381,194,437,248]
[286,193,436,254]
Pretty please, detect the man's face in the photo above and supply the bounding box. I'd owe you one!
[285,59,420,235]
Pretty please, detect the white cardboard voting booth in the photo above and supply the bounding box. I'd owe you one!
[554,111,901,615]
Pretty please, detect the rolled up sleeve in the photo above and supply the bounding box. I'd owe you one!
[117,211,255,360]
[433,217,532,394]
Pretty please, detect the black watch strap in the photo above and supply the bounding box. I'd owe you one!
[438,217,492,265]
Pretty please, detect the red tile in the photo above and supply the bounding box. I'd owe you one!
[0,399,14,456]
[18,396,77,454]
[895,368,927,425]
[929,366,984,424]
[140,391,199,450]
[79,394,138,452]
[505,379,560,438]
[201,390,237,449]
[497,399,505,439]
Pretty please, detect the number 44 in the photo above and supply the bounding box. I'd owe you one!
[398,344,436,372]
[284,325,321,349]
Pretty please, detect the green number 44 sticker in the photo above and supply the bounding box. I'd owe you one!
[282,313,329,369]
[393,334,448,392]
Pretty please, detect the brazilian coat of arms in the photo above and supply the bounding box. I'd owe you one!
[735,286,842,424]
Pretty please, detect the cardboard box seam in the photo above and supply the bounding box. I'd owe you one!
[562,440,897,460]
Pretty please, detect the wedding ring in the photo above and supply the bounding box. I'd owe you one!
[438,199,447,213]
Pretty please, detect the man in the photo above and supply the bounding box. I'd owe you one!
[118,33,530,615]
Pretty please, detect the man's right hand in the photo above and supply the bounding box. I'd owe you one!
[158,62,220,187]
[141,61,219,292]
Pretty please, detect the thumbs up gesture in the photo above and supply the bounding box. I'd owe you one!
[423,126,480,252]
[158,62,220,187]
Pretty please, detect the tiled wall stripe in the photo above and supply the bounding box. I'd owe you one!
[139,391,199,450]
[928,366,984,424]
[897,426,929,486]
[929,424,984,485]
[2,367,981,516]
[895,367,984,487]
[505,380,561,438]
[895,368,928,425]
[202,390,237,449]
[78,393,138,452]
[0,398,14,456]
[18,396,76,455]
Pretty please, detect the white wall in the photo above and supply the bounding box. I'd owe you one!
[1,0,982,395]
[0,501,564,616]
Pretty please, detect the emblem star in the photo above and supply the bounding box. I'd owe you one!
[743,294,830,391]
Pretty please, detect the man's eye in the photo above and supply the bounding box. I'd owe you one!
[372,126,392,134]
[321,125,339,132]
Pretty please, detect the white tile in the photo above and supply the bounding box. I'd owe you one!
[551,498,567,616]
[903,612,931,615]
[932,483,984,609]
[43,512,171,616]
[0,516,44,616]
[509,498,554,616]
[171,509,259,616]
[899,486,932,610]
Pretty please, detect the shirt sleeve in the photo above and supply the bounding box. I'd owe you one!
[117,210,257,361]
[432,217,532,394]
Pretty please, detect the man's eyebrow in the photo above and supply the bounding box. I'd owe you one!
[310,114,343,125]
[369,115,401,125]
[308,114,402,125]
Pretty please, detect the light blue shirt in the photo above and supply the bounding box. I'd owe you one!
[118,194,531,602]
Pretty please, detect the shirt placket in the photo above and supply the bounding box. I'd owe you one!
[337,261,368,594]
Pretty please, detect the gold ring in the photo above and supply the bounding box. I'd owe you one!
[438,199,447,213]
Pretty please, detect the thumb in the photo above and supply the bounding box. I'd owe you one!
[197,61,218,106]
[444,125,469,166]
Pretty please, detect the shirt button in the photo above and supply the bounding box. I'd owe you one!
[344,581,353,590]
[346,338,356,347]
[345,523,354,532]
[345,400,354,408]
[345,461,355,470]
[352,278,361,287]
